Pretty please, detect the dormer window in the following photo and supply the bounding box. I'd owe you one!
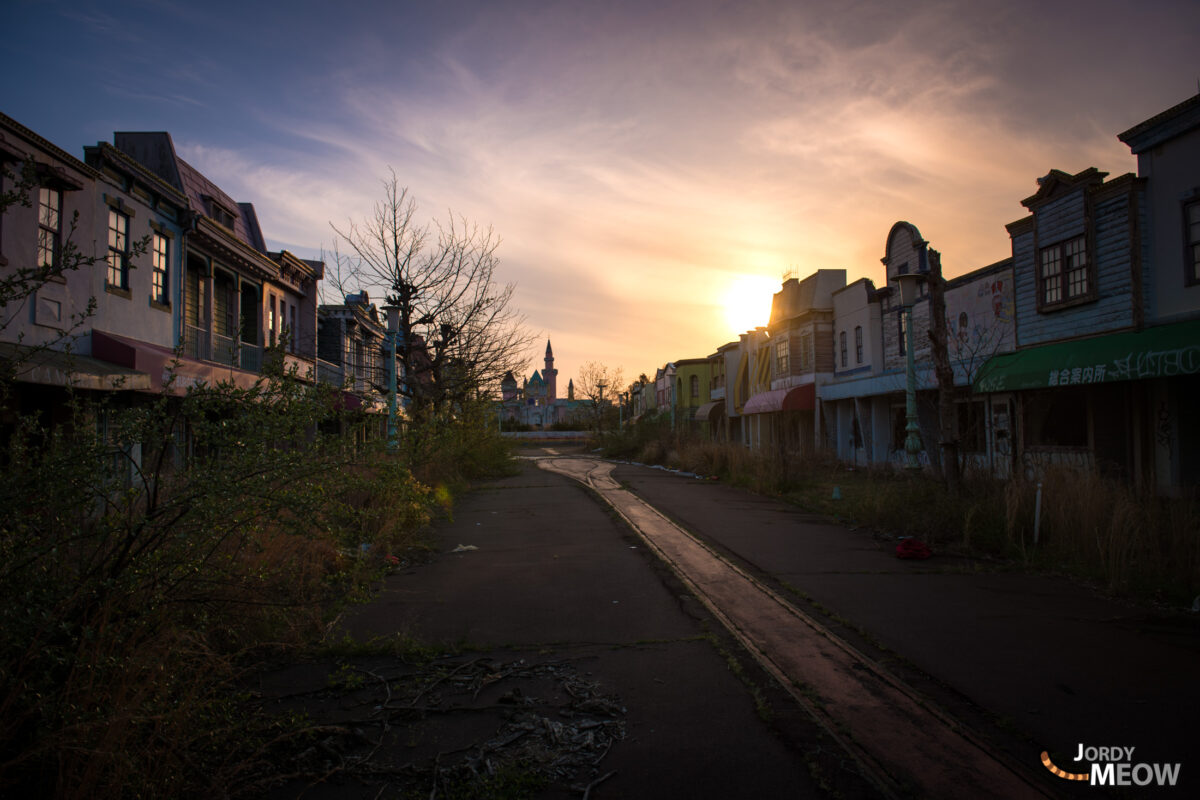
[204,195,237,229]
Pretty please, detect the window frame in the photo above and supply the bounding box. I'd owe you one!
[151,231,169,306]
[775,338,789,375]
[106,208,130,290]
[1037,233,1093,310]
[38,186,62,272]
[854,325,863,364]
[1184,197,1200,287]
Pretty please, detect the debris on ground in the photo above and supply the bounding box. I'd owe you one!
[254,654,626,798]
[451,544,480,553]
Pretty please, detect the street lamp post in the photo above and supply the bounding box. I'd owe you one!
[895,272,926,472]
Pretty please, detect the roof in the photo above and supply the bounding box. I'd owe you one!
[112,131,266,253]
[1118,92,1200,154]
[83,141,189,210]
[946,257,1013,290]
[1020,168,1109,210]
[0,111,99,180]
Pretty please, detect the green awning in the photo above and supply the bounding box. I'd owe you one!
[973,319,1200,393]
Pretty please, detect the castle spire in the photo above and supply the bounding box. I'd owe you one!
[543,339,558,404]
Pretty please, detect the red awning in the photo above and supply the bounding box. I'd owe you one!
[92,330,264,395]
[742,384,815,414]
[783,383,815,411]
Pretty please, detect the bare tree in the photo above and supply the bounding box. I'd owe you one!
[326,171,534,415]
[926,249,960,494]
[927,250,1017,490]
[576,361,624,433]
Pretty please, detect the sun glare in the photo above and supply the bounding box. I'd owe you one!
[721,274,778,336]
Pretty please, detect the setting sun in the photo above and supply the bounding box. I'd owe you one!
[721,274,779,337]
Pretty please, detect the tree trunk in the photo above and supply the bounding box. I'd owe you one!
[927,249,961,495]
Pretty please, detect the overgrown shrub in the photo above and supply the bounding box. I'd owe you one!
[0,367,516,797]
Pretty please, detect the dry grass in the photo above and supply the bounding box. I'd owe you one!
[603,428,1200,602]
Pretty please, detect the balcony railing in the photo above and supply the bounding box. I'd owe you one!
[239,343,263,373]
[185,326,265,372]
[213,332,237,367]
[184,324,211,361]
[317,358,343,386]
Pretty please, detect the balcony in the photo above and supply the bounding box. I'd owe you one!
[184,325,264,372]
[317,358,343,386]
[184,324,211,361]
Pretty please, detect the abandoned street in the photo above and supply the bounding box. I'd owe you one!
[262,445,1197,799]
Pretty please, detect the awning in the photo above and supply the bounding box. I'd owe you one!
[695,399,725,421]
[973,319,1200,393]
[92,330,264,395]
[0,342,151,391]
[741,384,815,414]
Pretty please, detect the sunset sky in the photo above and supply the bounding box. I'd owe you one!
[4,0,1198,387]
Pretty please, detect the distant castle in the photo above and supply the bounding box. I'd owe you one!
[499,340,590,428]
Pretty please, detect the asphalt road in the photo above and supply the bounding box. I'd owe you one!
[276,445,1197,799]
[329,452,876,798]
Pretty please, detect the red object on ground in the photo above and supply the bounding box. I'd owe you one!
[896,539,932,559]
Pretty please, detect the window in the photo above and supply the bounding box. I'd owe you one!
[1039,234,1090,308]
[957,401,986,454]
[152,232,169,305]
[898,311,907,356]
[38,187,61,270]
[290,303,298,352]
[775,338,789,375]
[839,331,847,368]
[689,374,699,398]
[798,332,812,370]
[186,265,205,328]
[106,209,129,289]
[1187,200,1200,285]
[268,294,277,346]
[1024,388,1088,448]
[854,326,863,364]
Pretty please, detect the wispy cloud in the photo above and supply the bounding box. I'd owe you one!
[73,0,1198,385]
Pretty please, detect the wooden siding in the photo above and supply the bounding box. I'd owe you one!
[1017,187,1137,346]
[813,322,836,373]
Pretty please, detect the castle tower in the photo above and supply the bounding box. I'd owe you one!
[543,339,558,404]
[568,378,575,401]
